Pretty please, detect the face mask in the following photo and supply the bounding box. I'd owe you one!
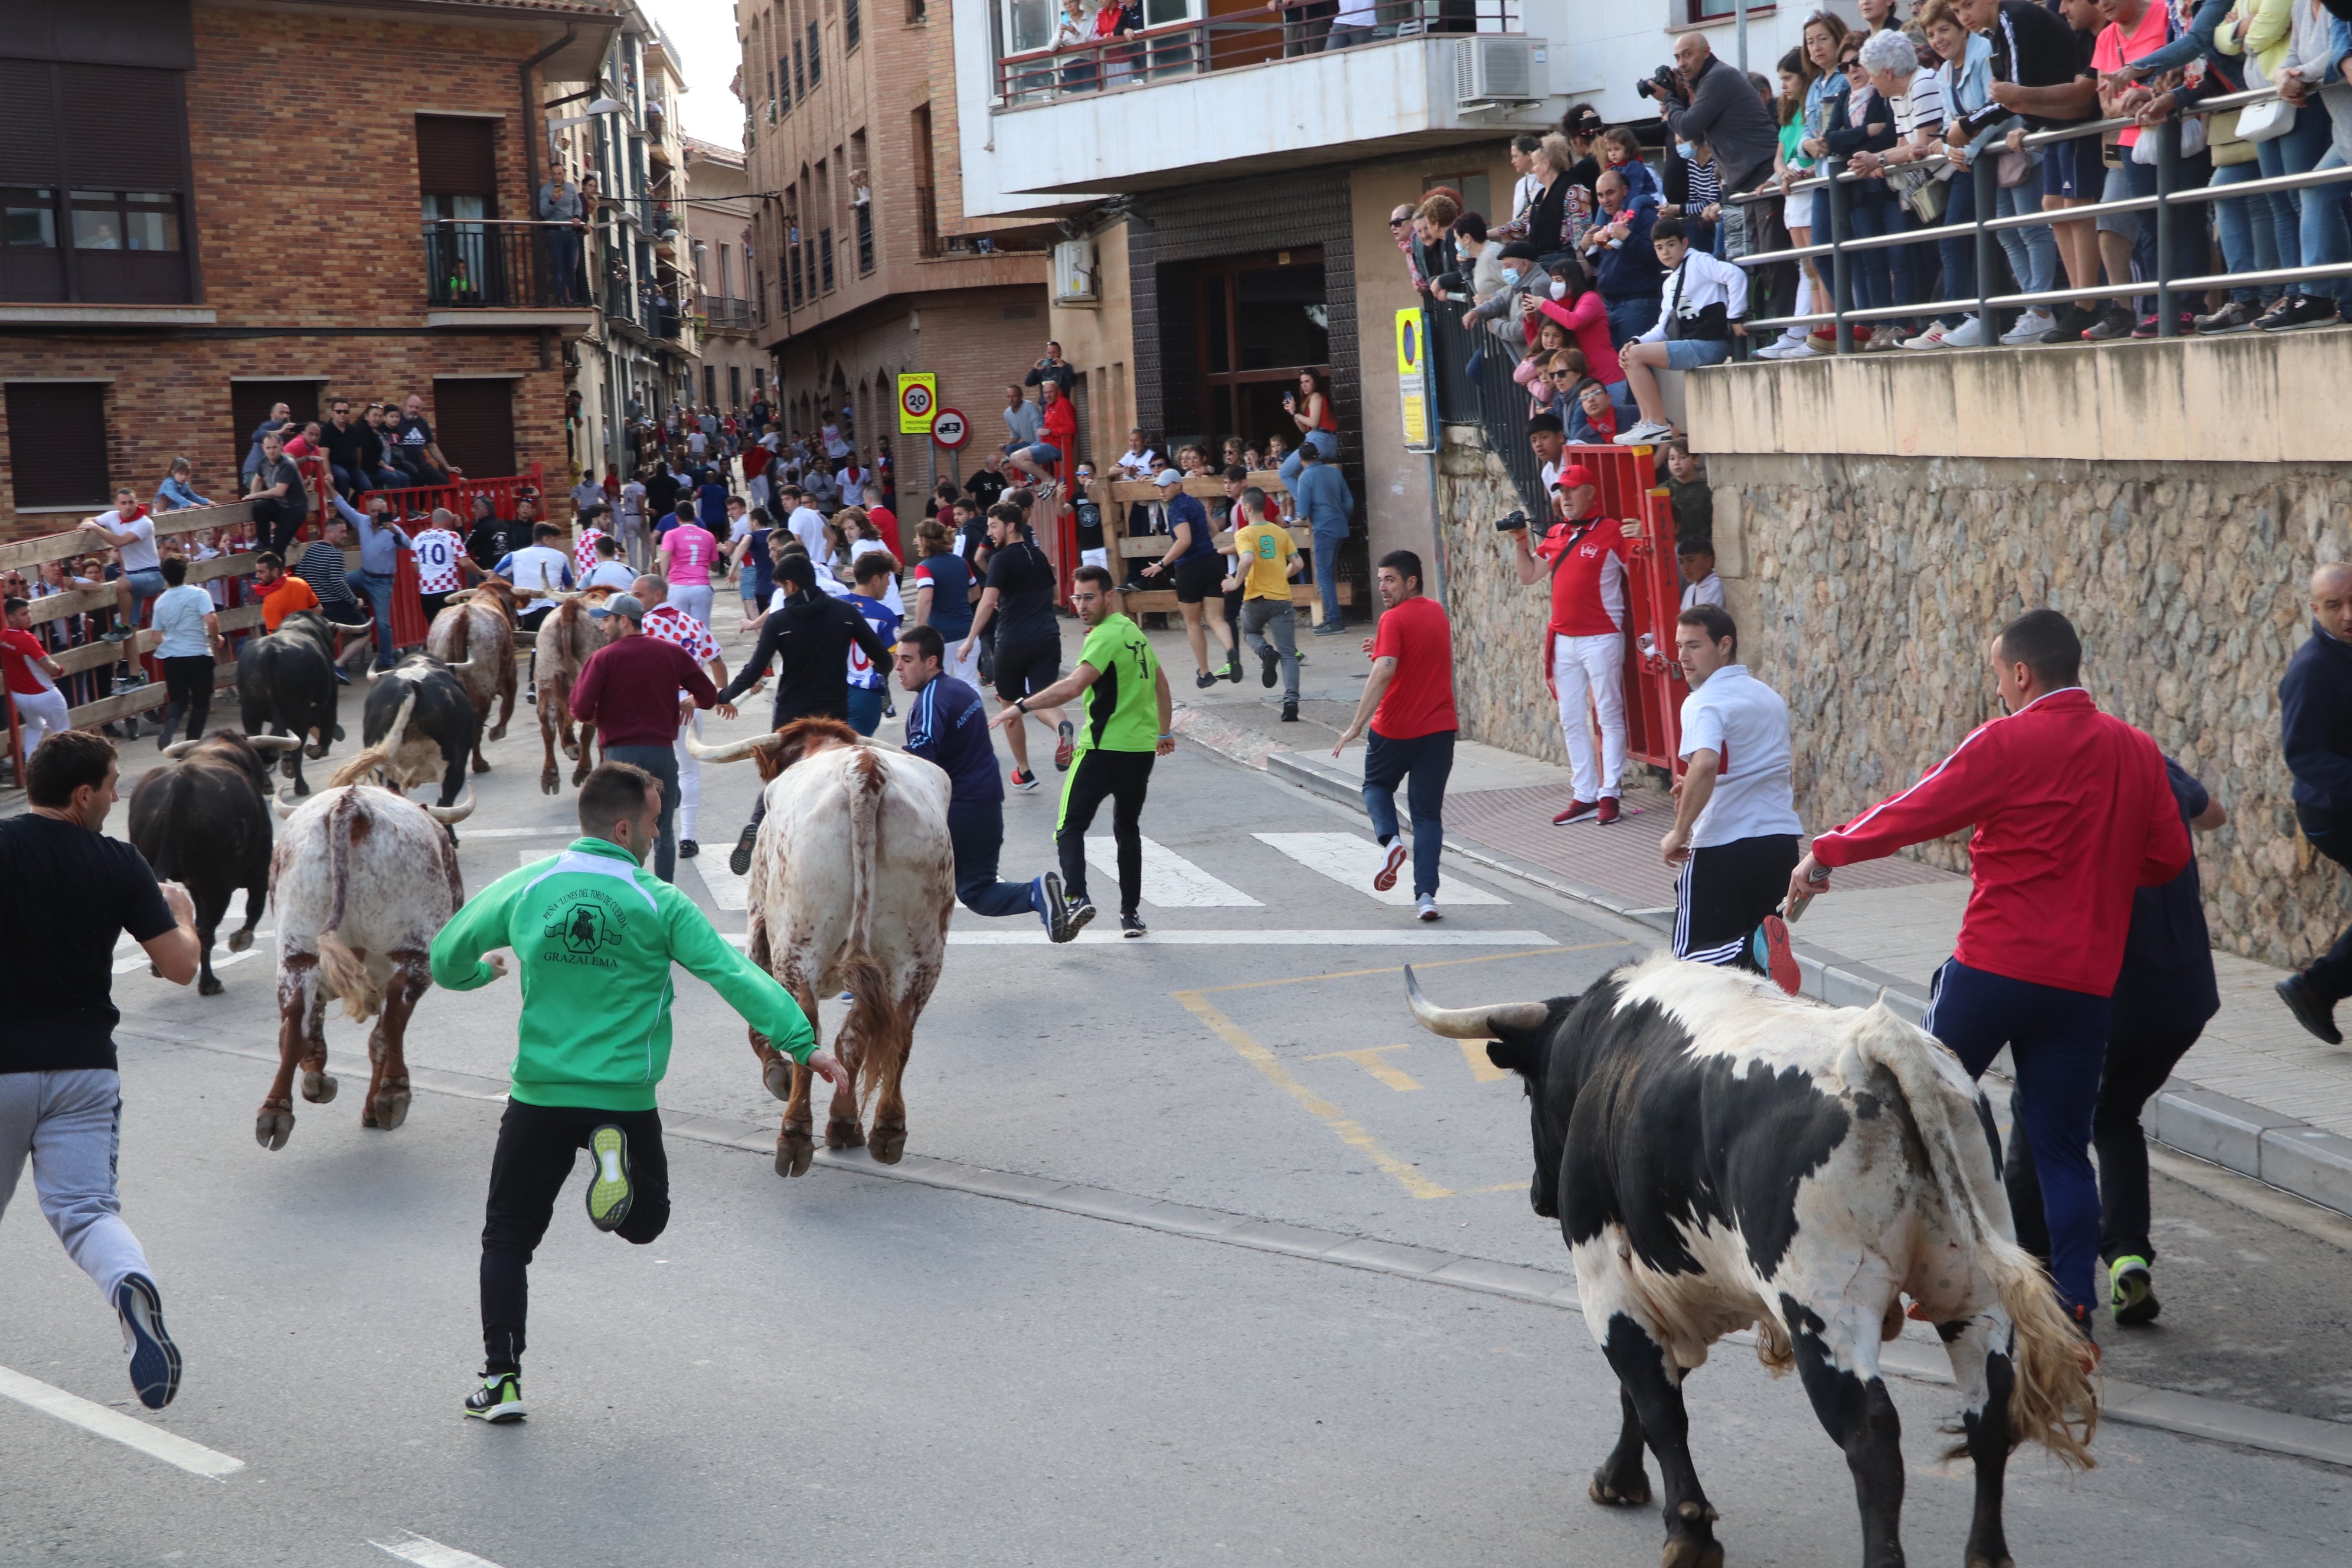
[1500,268,1521,286]
[1549,280,1568,300]
[1675,141,1696,161]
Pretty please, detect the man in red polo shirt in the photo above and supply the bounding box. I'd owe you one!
[1334,550,1456,922]
[1506,464,1640,826]
[1786,609,2190,1339]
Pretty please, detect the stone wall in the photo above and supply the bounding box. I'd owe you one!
[1433,424,1576,770]
[1710,452,2352,971]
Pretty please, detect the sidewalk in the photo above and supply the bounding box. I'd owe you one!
[1140,620,2352,1221]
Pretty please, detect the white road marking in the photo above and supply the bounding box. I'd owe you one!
[1253,832,1507,907]
[0,1364,244,1479]
[695,857,750,913]
[1083,836,1262,907]
[370,1532,507,1568]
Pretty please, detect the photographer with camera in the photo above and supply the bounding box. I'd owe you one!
[1614,214,1749,447]
[1501,464,1642,827]
[1024,341,1077,398]
[1644,33,1782,202]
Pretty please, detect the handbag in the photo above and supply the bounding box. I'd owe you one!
[1889,161,1947,223]
[1997,149,2033,187]
[2235,95,2296,143]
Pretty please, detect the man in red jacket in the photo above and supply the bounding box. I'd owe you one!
[1007,380,1078,495]
[1786,609,2190,1336]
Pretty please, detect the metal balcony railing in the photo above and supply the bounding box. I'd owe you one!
[423,221,593,309]
[995,1,1513,106]
[701,295,753,330]
[1726,84,2352,351]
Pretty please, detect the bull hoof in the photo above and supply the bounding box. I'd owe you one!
[571,765,592,788]
[488,722,509,741]
[776,1129,815,1178]
[825,1119,864,1151]
[471,754,491,774]
[761,1056,795,1102]
[540,775,558,796]
[1661,1503,1723,1568]
[227,929,254,954]
[333,724,345,740]
[868,1125,907,1165]
[256,1105,295,1151]
[1589,1469,1651,1508]
[561,740,580,761]
[1964,1555,2015,1568]
[198,974,224,997]
[300,1069,338,1103]
[370,1085,411,1131]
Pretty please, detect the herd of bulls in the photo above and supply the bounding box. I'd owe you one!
[126,600,2102,1568]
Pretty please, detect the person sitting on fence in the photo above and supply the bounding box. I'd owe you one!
[392,393,460,486]
[1613,214,1749,447]
[1006,380,1077,496]
[153,458,213,514]
[79,488,165,646]
[3,596,71,754]
[246,430,311,556]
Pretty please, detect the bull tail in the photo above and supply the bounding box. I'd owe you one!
[839,749,897,1113]
[329,692,415,789]
[1852,1004,2098,1470]
[315,791,383,1021]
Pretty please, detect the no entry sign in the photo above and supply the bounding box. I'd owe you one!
[897,373,937,434]
[930,407,971,450]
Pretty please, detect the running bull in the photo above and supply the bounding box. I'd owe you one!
[427,582,520,773]
[687,717,955,1175]
[236,609,342,798]
[126,730,303,994]
[1407,955,2096,1568]
[357,655,482,822]
[260,737,473,1148]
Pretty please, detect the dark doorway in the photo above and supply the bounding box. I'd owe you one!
[432,378,516,478]
[1194,250,1328,453]
[5,381,110,509]
[230,380,324,469]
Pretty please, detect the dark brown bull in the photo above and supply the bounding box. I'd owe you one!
[126,730,303,994]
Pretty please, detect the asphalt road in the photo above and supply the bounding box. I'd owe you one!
[4,646,2350,1566]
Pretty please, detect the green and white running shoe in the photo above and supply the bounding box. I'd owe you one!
[586,1124,633,1233]
[464,1370,526,1423]
[2109,1255,2160,1326]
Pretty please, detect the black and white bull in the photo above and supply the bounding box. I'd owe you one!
[126,729,303,994]
[355,654,482,824]
[1407,955,2096,1568]
[236,610,343,798]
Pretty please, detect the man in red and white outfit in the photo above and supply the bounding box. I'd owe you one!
[1508,463,1638,825]
[632,572,727,861]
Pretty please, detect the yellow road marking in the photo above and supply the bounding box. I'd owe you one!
[1174,991,1453,1200]
[1186,939,1629,997]
[1304,1044,1422,1092]
[1458,1039,1512,1084]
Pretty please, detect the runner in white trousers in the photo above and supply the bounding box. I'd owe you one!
[1505,462,1639,827]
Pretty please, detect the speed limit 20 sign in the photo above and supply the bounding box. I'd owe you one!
[896,373,937,434]
[929,407,971,450]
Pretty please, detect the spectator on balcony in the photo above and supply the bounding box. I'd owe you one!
[1938,0,2067,344]
[2079,0,2216,339]
[1656,32,1782,204]
[245,432,310,557]
[1268,0,1340,56]
[392,393,460,486]
[446,256,481,306]
[1827,31,1923,348]
[240,403,293,481]
[319,401,373,499]
[1514,316,1577,413]
[1465,240,1542,341]
[1582,169,1667,345]
[1008,380,1078,495]
[1113,429,1158,478]
[1569,378,1622,444]
[1613,215,1747,447]
[1026,342,1078,398]
[1094,0,1142,86]
[537,174,584,306]
[280,420,326,468]
[1410,191,1462,293]
[2252,0,2352,332]
[153,458,213,514]
[1537,253,1629,400]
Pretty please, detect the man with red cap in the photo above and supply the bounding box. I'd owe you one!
[1506,463,1639,824]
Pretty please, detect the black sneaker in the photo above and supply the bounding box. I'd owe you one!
[2110,1256,2161,1326]
[1010,767,1039,792]
[465,1370,526,1423]
[1121,912,1147,939]
[2276,973,2343,1044]
[1063,894,1099,939]
[677,838,699,859]
[1280,701,1299,722]
[1194,668,1217,690]
[1259,646,1278,688]
[2082,302,2137,341]
[1041,873,1091,943]
[729,822,759,876]
[2194,300,2260,334]
[585,1125,633,1231]
[114,1273,181,1410]
[2257,295,2343,332]
[2131,311,2195,339]
[1224,650,1243,683]
[2038,303,2101,344]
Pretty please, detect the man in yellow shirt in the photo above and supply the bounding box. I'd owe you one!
[1224,485,1303,721]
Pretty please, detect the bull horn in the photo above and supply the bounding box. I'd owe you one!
[683,731,783,764]
[424,786,476,824]
[246,734,304,753]
[273,788,305,819]
[161,739,206,759]
[1403,965,1550,1040]
[442,656,475,675]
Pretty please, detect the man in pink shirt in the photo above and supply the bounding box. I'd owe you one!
[658,509,721,629]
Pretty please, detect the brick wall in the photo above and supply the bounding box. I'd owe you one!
[770,289,1048,469]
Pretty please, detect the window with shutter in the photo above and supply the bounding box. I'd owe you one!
[5,383,110,509]
[0,60,192,303]
[430,380,517,480]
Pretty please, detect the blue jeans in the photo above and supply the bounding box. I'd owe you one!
[947,798,1046,921]
[2256,112,2337,297]
[1277,429,1341,495]
[2211,158,2281,305]
[846,685,885,737]
[350,569,398,670]
[1361,727,1455,900]
[602,743,679,883]
[2299,149,2352,307]
[1845,196,1920,323]
[1311,528,1347,624]
[1993,178,2059,299]
[1604,294,1659,348]
[1922,957,2113,1319]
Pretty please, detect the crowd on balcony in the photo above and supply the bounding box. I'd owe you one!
[1403,1,2352,424]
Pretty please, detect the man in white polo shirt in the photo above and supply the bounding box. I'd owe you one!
[1659,602,1803,993]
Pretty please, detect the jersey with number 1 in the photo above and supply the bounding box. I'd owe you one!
[1074,612,1160,754]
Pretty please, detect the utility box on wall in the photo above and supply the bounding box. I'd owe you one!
[1053,239,1097,306]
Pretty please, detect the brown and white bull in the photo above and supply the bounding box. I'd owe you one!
[1407,955,2098,1568]
[426,583,519,772]
[259,738,472,1149]
[533,592,620,795]
[688,717,955,1175]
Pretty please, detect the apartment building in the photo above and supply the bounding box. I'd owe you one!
[0,0,618,537]
[685,138,766,417]
[736,0,1053,489]
[949,0,1831,584]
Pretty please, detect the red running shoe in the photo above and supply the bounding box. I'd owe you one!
[1373,839,1408,893]
[1551,798,1598,826]
[1758,914,1801,997]
[1595,797,1621,825]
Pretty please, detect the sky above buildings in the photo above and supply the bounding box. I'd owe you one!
[648,0,744,151]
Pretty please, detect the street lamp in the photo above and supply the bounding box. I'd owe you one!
[546,96,623,156]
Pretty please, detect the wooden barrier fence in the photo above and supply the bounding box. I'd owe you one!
[1084,471,1353,622]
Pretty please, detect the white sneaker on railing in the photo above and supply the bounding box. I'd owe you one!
[1902,324,1949,349]
[1942,316,1985,348]
[2000,308,2054,344]
[1613,419,1674,446]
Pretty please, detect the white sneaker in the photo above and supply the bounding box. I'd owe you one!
[1942,316,1985,348]
[1902,324,1949,349]
[1773,339,1822,359]
[1613,419,1673,446]
[1754,341,1794,360]
[2000,308,2054,345]
[1415,894,1441,922]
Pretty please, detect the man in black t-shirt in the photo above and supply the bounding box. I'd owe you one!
[392,391,459,485]
[963,450,1010,514]
[962,503,1067,789]
[0,731,200,1411]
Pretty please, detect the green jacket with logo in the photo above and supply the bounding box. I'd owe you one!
[429,836,815,1111]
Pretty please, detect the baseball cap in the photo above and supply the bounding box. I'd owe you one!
[1154,468,1184,487]
[605,594,646,622]
[1554,464,1598,490]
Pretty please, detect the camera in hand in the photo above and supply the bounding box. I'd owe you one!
[1634,64,1680,100]
[1494,509,1530,532]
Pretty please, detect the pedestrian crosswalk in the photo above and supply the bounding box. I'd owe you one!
[1252,832,1507,907]
[1083,835,1262,907]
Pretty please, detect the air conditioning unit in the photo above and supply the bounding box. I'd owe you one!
[1053,238,1097,306]
[1454,37,1546,109]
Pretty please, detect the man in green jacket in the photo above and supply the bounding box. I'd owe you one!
[429,760,845,1423]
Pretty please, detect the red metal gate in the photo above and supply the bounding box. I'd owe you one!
[1564,443,1688,774]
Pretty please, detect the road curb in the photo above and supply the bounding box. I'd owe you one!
[1255,748,2352,1223]
[117,1025,2352,1469]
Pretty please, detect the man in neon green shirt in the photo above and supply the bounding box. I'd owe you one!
[993,564,1172,939]
[430,760,845,1423]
